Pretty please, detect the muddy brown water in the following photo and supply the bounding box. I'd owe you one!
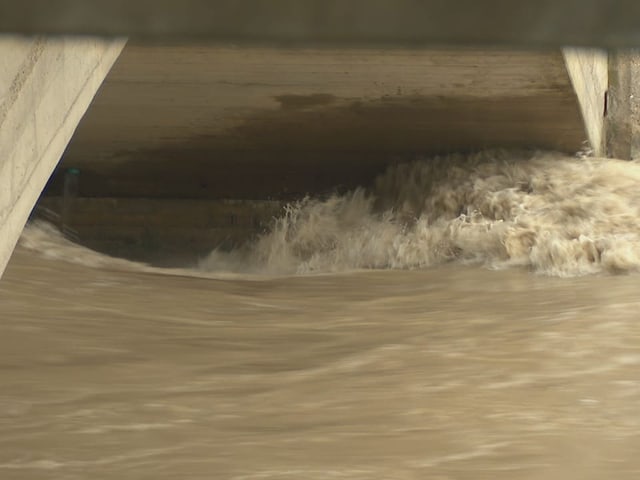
[1,244,640,479]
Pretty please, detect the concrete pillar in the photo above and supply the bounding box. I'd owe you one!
[562,48,608,156]
[0,36,125,277]
[606,50,640,159]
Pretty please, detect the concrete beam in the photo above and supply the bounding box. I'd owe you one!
[1,0,640,47]
[0,36,125,277]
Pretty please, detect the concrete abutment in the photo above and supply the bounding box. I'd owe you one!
[0,36,125,276]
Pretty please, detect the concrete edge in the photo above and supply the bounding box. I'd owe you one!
[0,37,126,278]
[562,48,608,156]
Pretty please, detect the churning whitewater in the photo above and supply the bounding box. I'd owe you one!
[21,150,640,277]
[199,150,640,277]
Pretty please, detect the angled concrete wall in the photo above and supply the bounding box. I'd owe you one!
[563,48,608,156]
[0,36,125,277]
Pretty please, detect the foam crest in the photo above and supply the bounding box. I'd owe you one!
[199,150,640,276]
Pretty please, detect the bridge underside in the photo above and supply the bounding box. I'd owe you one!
[1,1,638,274]
[30,43,607,264]
[49,44,603,201]
[2,0,640,47]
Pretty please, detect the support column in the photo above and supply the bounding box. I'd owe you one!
[606,50,640,159]
[562,48,608,156]
[0,36,125,277]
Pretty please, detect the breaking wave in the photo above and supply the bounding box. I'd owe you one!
[199,150,640,277]
[20,150,640,278]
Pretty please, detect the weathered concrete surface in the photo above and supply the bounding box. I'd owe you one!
[1,0,640,47]
[0,36,125,277]
[562,48,608,156]
[52,44,589,199]
[606,51,640,159]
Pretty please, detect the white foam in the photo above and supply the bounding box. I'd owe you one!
[22,150,640,278]
[200,150,640,276]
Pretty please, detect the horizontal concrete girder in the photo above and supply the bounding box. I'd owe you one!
[1,0,640,47]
